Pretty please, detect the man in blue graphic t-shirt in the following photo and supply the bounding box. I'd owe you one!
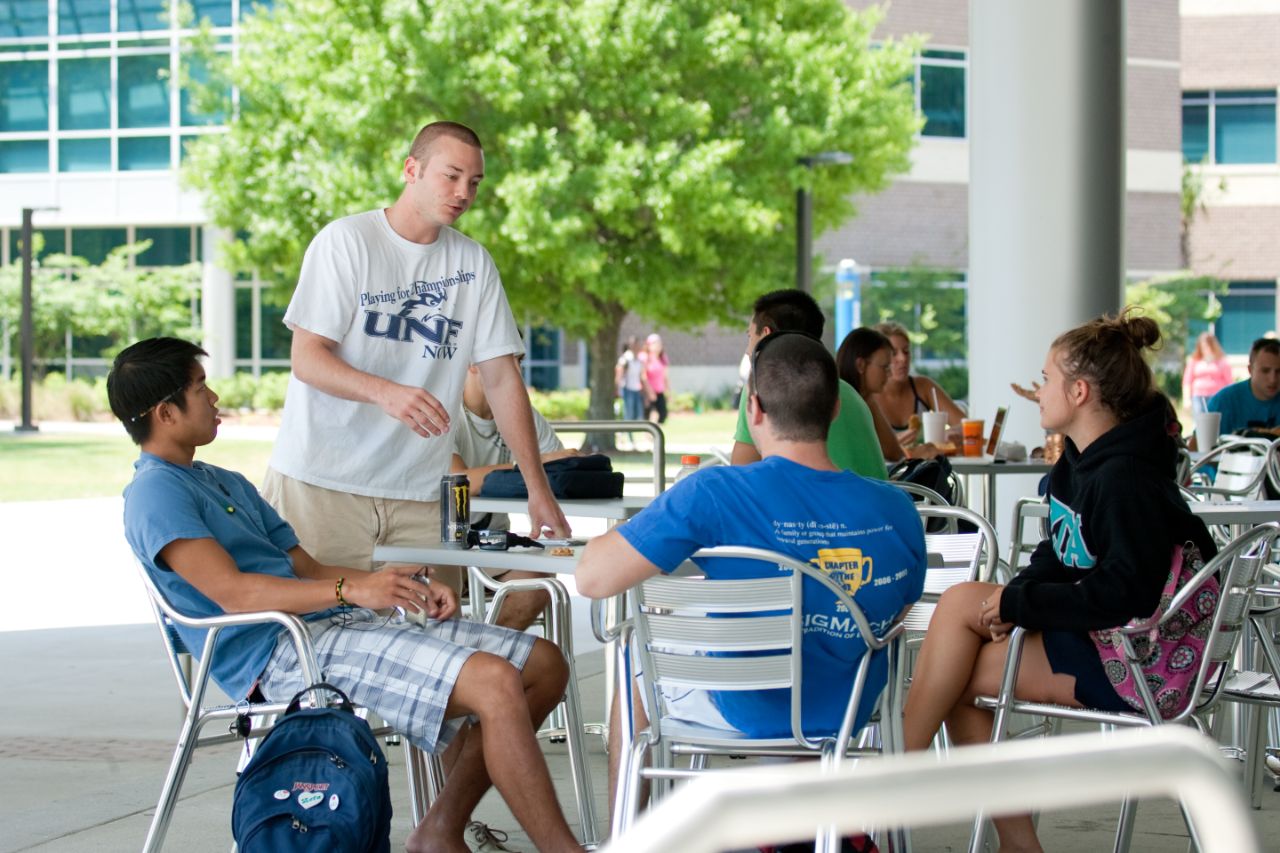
[1207,337,1280,436]
[576,332,926,815]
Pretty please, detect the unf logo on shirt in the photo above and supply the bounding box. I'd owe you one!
[1048,494,1096,569]
[363,288,464,360]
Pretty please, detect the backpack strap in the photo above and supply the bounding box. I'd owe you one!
[286,681,355,715]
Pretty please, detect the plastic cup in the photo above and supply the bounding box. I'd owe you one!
[1194,411,1221,451]
[922,411,948,446]
[962,419,985,457]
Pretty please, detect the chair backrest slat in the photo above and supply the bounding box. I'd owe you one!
[649,651,791,690]
[642,612,792,653]
[638,573,790,612]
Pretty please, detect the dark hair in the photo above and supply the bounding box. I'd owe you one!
[107,337,207,445]
[1249,337,1280,362]
[751,332,838,442]
[1051,308,1161,423]
[751,289,825,338]
[835,327,892,395]
[408,120,483,163]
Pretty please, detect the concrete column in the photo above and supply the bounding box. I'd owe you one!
[200,226,235,379]
[968,0,1125,450]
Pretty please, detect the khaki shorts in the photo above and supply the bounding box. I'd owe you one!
[261,468,463,594]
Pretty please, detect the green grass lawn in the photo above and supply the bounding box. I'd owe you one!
[0,432,276,502]
[0,411,738,502]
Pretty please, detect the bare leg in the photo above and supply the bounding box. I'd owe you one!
[406,639,579,853]
[607,680,651,829]
[490,571,552,632]
[902,583,1081,853]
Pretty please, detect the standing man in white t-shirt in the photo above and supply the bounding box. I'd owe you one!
[263,121,570,594]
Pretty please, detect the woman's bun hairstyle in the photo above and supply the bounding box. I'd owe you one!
[1051,308,1161,423]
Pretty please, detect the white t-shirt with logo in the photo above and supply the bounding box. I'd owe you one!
[270,210,523,501]
[452,406,563,531]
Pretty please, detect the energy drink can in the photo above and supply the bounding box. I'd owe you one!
[440,474,470,548]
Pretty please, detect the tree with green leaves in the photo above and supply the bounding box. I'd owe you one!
[185,0,920,418]
[0,240,200,375]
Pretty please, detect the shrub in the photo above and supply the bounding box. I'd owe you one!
[918,364,968,403]
[528,388,590,420]
[252,371,290,410]
[211,372,258,410]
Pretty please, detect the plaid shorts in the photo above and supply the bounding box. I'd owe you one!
[259,609,536,754]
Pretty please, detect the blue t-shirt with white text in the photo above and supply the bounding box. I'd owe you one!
[618,456,926,738]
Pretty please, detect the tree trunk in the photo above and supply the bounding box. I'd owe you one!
[583,303,627,451]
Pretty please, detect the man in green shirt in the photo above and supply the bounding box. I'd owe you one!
[729,289,887,480]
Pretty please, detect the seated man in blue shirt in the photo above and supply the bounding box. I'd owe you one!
[1207,337,1280,435]
[576,332,927,819]
[109,337,582,853]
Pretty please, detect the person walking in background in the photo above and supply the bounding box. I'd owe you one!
[614,336,648,421]
[837,327,942,462]
[874,321,967,448]
[1183,332,1233,413]
[641,333,670,424]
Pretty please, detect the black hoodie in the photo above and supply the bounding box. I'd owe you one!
[1000,401,1217,631]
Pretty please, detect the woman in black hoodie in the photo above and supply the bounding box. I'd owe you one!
[902,310,1216,853]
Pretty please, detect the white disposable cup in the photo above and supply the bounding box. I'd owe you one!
[922,411,949,446]
[1194,411,1221,450]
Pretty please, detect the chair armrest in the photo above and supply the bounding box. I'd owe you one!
[164,606,322,689]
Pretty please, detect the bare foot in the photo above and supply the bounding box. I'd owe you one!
[405,821,469,853]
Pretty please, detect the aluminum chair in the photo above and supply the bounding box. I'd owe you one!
[968,522,1280,853]
[1003,496,1048,582]
[464,566,601,843]
[1187,437,1272,501]
[611,546,910,852]
[135,562,434,852]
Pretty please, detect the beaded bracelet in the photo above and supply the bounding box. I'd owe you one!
[335,577,350,607]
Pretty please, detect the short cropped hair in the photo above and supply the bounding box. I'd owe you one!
[752,332,838,442]
[751,289,825,338]
[408,121,483,164]
[1249,337,1280,362]
[107,337,207,445]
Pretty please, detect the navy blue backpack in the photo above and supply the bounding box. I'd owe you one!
[232,683,391,852]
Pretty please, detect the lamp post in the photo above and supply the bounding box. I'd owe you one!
[17,206,59,433]
[795,151,853,293]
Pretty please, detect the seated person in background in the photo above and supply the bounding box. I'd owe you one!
[730,289,887,480]
[837,327,942,462]
[451,361,579,630]
[1207,336,1280,436]
[576,332,926,819]
[873,321,967,449]
[110,337,583,853]
[902,311,1216,853]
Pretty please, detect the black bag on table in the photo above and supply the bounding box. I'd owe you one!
[478,453,625,499]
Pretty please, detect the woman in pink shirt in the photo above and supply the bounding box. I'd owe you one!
[1182,332,1233,413]
[641,333,670,424]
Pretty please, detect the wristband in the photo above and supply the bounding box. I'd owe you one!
[335,577,350,607]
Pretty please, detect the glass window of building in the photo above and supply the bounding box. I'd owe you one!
[117,0,168,33]
[917,49,966,139]
[58,57,110,130]
[0,60,50,131]
[191,0,233,28]
[524,326,561,390]
[8,228,67,262]
[0,139,49,173]
[2,1,50,39]
[59,136,110,171]
[70,227,127,264]
[180,54,228,126]
[119,135,170,170]
[1217,282,1277,353]
[136,226,192,265]
[240,0,274,18]
[1182,90,1277,165]
[58,0,111,36]
[118,53,170,127]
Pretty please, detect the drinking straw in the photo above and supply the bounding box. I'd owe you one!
[932,387,940,411]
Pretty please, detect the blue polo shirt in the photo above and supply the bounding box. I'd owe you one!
[123,452,338,700]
